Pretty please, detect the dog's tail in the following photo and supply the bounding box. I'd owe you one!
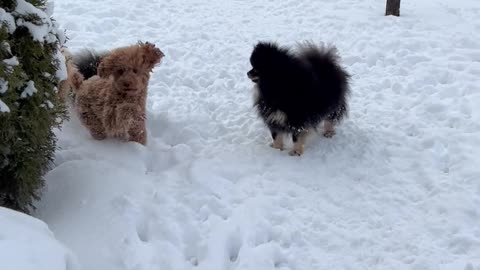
[58,48,84,101]
[297,41,351,122]
[73,49,108,80]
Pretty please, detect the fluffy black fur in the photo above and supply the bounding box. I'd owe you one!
[247,41,350,143]
[74,49,108,80]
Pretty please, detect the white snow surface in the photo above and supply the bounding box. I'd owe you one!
[0,207,79,270]
[33,0,480,270]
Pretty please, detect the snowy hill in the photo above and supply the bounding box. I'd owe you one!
[3,0,480,269]
[0,207,79,270]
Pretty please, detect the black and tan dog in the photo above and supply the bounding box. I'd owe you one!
[247,41,350,156]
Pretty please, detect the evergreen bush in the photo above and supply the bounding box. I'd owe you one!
[0,0,67,213]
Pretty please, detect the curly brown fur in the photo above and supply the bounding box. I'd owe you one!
[74,42,164,145]
[58,48,84,102]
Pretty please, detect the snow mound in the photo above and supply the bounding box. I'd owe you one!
[0,207,80,270]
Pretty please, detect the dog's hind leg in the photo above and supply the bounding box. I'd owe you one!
[269,129,284,151]
[289,129,310,156]
[323,120,336,138]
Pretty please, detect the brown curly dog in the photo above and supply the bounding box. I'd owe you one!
[74,42,164,145]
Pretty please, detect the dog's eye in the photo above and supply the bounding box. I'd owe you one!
[133,68,138,74]
[116,69,124,76]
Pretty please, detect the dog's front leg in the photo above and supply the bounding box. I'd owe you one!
[269,129,284,150]
[103,104,136,140]
[128,115,147,145]
[116,104,138,122]
[78,110,106,140]
[289,129,310,156]
[103,106,120,134]
[116,104,140,140]
[323,120,336,138]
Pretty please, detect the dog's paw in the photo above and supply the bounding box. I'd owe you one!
[129,127,147,146]
[323,130,336,138]
[91,131,107,140]
[270,142,284,151]
[288,149,304,156]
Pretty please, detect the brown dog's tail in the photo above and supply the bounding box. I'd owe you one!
[70,70,84,90]
[58,48,84,101]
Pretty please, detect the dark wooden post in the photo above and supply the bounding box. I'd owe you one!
[385,0,400,16]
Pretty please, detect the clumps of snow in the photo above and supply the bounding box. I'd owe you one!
[1,1,67,99]
[15,20,50,43]
[13,0,61,44]
[0,8,16,33]
[0,78,8,112]
[56,29,67,47]
[40,100,54,109]
[0,207,80,270]
[3,56,19,66]
[54,48,68,81]
[0,98,9,113]
[20,80,37,98]
[0,78,8,94]
[3,56,19,73]
[1,41,12,55]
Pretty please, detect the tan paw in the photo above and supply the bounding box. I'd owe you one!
[288,148,304,156]
[91,131,106,140]
[270,142,284,151]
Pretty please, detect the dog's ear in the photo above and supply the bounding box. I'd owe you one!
[142,42,165,70]
[97,57,113,78]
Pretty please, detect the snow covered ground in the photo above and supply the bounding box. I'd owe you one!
[0,207,79,270]
[33,0,480,269]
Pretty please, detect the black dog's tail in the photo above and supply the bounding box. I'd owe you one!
[297,42,351,122]
[73,49,108,80]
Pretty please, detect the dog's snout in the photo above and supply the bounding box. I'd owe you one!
[247,69,259,82]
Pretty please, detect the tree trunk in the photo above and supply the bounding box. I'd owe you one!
[385,0,400,16]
